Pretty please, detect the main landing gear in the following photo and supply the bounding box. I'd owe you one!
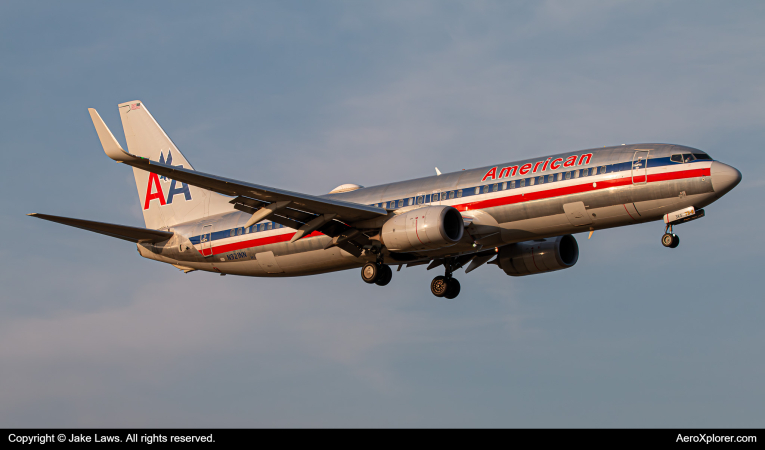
[430,258,461,299]
[361,262,392,286]
[431,275,460,299]
[662,224,680,248]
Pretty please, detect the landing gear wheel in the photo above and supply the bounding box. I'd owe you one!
[669,234,680,248]
[661,233,675,248]
[444,278,461,299]
[361,262,380,284]
[431,276,448,297]
[375,264,393,286]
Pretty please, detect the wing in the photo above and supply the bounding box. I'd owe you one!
[90,108,386,224]
[28,213,174,243]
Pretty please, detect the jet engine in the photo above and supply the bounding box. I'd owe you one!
[497,235,579,276]
[380,205,464,252]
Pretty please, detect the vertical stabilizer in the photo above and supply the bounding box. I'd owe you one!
[115,100,232,229]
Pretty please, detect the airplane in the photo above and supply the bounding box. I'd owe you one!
[29,100,742,299]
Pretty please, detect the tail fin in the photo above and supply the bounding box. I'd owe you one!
[90,101,233,229]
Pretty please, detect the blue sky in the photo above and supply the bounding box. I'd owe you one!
[1,1,764,427]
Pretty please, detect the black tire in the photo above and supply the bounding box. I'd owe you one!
[444,278,461,299]
[431,276,448,297]
[361,262,379,284]
[375,264,392,286]
[669,234,680,248]
[661,233,674,247]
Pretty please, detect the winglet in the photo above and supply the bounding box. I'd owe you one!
[88,108,133,162]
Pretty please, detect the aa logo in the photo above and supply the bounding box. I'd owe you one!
[144,150,192,210]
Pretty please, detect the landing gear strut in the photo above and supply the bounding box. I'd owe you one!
[662,224,680,248]
[361,262,392,286]
[431,259,461,299]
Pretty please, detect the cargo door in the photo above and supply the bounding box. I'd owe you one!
[563,201,593,226]
[256,251,284,273]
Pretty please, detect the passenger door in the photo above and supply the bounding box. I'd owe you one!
[200,224,213,257]
[632,150,650,184]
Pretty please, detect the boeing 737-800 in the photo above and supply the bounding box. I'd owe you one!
[29,100,742,298]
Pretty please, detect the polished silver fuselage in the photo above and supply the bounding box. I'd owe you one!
[137,143,739,276]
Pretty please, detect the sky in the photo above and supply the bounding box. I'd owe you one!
[1,1,764,427]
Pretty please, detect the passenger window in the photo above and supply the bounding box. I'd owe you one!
[456,190,462,198]
[230,229,235,237]
[600,166,607,174]
[547,175,554,183]
[417,196,424,205]
[527,178,534,186]
[266,223,272,230]
[519,179,525,187]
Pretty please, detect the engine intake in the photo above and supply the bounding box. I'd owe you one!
[497,235,579,276]
[381,205,464,252]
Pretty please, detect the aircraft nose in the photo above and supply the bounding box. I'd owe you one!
[711,161,742,196]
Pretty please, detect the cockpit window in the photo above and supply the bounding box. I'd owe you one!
[670,154,683,163]
[683,154,696,163]
[692,152,712,160]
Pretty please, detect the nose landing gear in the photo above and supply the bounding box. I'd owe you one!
[661,224,680,248]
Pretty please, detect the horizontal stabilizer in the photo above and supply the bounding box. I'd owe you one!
[28,213,174,243]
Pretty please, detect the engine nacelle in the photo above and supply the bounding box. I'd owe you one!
[497,235,579,276]
[381,205,464,252]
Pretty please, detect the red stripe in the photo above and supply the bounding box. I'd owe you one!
[203,167,709,257]
[200,230,324,256]
[452,168,709,212]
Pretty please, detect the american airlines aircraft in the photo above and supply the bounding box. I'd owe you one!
[30,101,742,298]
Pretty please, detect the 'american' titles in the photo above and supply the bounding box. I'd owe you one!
[481,153,593,182]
